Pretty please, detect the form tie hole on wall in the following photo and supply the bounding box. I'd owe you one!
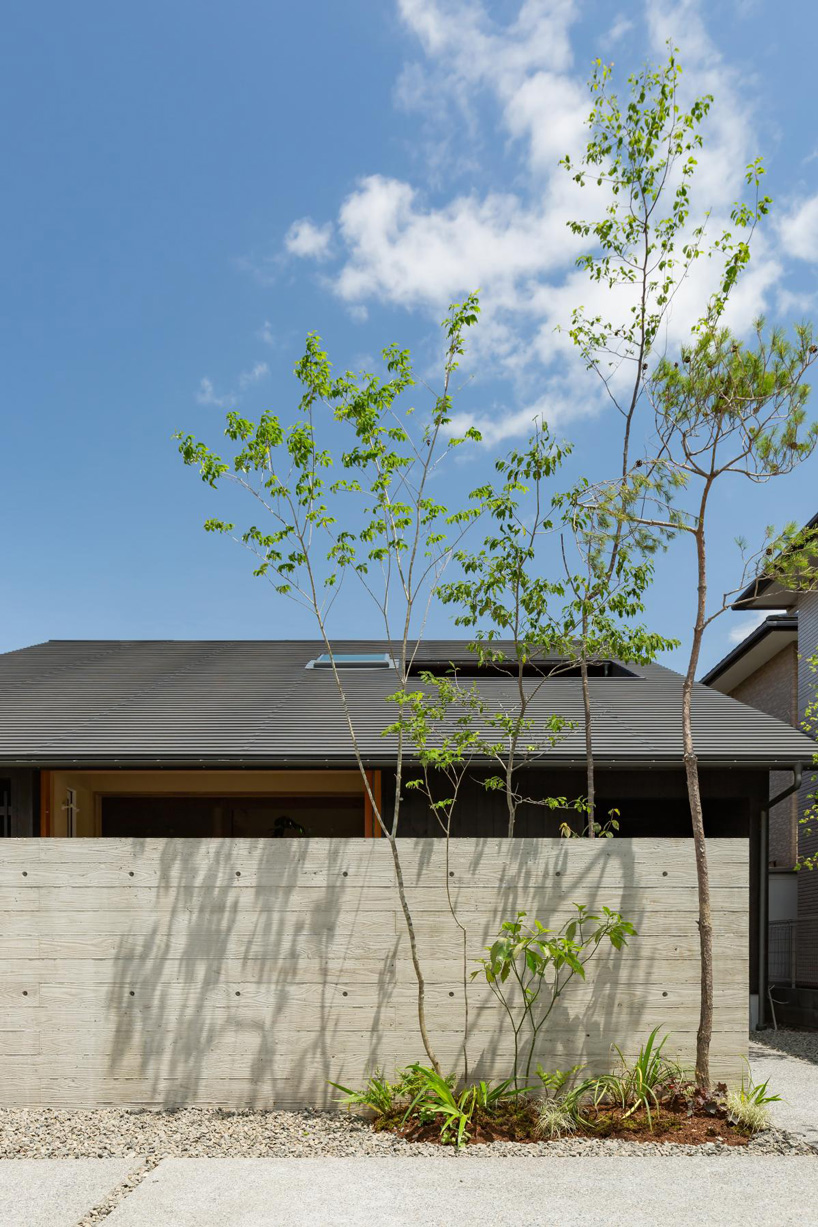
[235,991,241,997]
[21,872,27,877]
[662,871,668,877]
[555,871,561,877]
[128,872,134,878]
[22,991,28,997]
[129,991,135,997]
[449,871,454,878]
[663,991,668,997]
[235,871,241,878]
[343,871,348,878]
[448,991,454,998]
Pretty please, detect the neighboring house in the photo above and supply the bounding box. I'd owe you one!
[703,519,818,1027]
[0,638,814,1019]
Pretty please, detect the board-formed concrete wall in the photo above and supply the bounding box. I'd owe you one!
[0,838,748,1107]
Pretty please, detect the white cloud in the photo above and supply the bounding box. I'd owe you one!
[726,612,767,644]
[333,174,582,310]
[284,217,333,260]
[258,320,276,345]
[396,0,581,174]
[196,360,269,409]
[608,14,634,42]
[776,286,816,316]
[447,384,599,446]
[195,377,233,408]
[778,194,818,264]
[269,1,807,440]
[238,361,270,390]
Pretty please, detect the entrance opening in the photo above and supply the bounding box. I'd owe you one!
[40,769,378,837]
[101,794,364,838]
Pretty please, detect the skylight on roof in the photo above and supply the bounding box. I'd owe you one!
[307,653,393,670]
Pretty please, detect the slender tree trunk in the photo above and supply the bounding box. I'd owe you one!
[506,753,516,839]
[684,520,713,1089]
[386,832,442,1076]
[323,641,442,1077]
[444,821,469,1082]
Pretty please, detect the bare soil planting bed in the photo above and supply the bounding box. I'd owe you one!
[378,1101,752,1148]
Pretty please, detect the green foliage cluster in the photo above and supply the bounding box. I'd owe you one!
[726,1072,781,1132]
[333,1033,777,1148]
[535,1032,774,1139]
[331,1065,531,1149]
[474,907,636,1085]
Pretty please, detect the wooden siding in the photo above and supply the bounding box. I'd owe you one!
[0,837,748,1107]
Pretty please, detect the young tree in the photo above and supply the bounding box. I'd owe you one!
[387,673,487,1080]
[557,510,678,832]
[622,319,818,1086]
[437,423,582,838]
[562,45,812,1087]
[557,50,720,828]
[436,425,674,840]
[176,297,484,1075]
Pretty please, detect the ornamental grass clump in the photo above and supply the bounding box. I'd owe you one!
[726,1072,781,1133]
[535,1065,599,1139]
[567,1033,777,1141]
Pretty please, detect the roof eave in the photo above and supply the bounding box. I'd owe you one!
[0,753,808,770]
[701,616,798,691]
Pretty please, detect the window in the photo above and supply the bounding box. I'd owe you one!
[307,653,393,670]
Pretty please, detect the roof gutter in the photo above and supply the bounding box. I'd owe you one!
[757,763,803,1030]
[0,756,810,770]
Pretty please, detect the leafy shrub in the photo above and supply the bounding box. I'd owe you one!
[474,906,636,1085]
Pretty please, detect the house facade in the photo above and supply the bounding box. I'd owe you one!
[703,527,818,1027]
[0,637,814,1105]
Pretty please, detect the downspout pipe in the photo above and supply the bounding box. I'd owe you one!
[757,762,802,1030]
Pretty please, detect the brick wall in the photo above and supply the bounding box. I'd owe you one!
[730,644,799,868]
[796,591,818,981]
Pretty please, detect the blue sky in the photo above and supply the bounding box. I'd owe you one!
[3,0,817,673]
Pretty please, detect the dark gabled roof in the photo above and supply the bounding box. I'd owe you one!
[732,511,818,610]
[0,639,812,769]
[700,615,798,694]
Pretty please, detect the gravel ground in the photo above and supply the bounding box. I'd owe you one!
[0,1106,813,1161]
[4,1031,817,1166]
[752,1027,818,1065]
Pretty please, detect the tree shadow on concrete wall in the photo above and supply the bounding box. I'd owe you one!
[95,835,722,1108]
[104,838,399,1108]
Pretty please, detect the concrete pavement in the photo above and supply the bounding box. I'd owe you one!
[750,1038,818,1149]
[0,1159,138,1227]
[103,1156,818,1227]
